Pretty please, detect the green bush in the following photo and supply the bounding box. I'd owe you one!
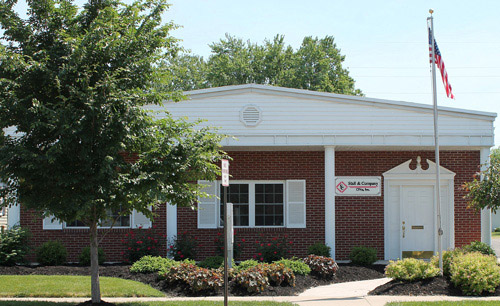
[0,226,30,266]
[130,255,176,273]
[385,258,440,281]
[36,240,67,266]
[162,262,223,294]
[198,256,224,269]
[233,263,295,293]
[307,242,331,257]
[494,227,500,233]
[122,226,163,263]
[236,259,259,272]
[254,236,291,263]
[78,246,106,266]
[274,258,311,275]
[303,255,338,279]
[349,246,378,266]
[462,241,496,256]
[450,252,500,296]
[157,258,195,276]
[431,249,465,277]
[168,232,199,261]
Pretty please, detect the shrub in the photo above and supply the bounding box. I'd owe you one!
[349,246,378,266]
[385,258,440,281]
[431,248,465,277]
[236,259,259,272]
[233,263,295,293]
[307,242,331,257]
[168,231,199,261]
[162,263,223,294]
[275,258,311,275]
[450,252,500,296]
[303,255,338,279]
[78,246,106,266]
[214,231,245,260]
[254,235,291,263]
[130,255,176,273]
[494,227,500,233]
[199,256,224,269]
[122,226,164,263]
[36,240,67,266]
[0,226,30,266]
[462,241,496,256]
[157,258,196,276]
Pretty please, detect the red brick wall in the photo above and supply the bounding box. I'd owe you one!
[22,150,481,262]
[21,204,167,263]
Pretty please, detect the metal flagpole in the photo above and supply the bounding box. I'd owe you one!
[428,9,444,273]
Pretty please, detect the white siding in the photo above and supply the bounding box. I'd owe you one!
[148,90,494,147]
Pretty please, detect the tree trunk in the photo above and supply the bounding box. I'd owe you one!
[90,222,101,304]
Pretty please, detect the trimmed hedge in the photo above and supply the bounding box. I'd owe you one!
[385,258,440,281]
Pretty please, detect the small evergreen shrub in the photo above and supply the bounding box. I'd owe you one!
[450,252,500,296]
[36,240,67,266]
[303,255,338,279]
[431,248,465,277]
[349,246,378,266]
[162,263,223,294]
[236,259,259,272]
[385,258,440,281]
[275,258,311,275]
[494,227,500,233]
[199,256,224,269]
[462,241,496,256]
[0,226,30,266]
[307,242,331,257]
[130,255,176,273]
[168,231,199,261]
[78,246,106,266]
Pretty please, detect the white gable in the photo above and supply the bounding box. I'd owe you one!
[149,84,495,149]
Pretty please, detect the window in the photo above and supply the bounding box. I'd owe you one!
[219,181,284,227]
[66,207,130,228]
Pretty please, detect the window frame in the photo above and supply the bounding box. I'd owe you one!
[218,180,286,229]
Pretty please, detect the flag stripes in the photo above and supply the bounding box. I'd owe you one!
[428,28,454,99]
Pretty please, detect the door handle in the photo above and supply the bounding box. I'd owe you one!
[402,221,406,238]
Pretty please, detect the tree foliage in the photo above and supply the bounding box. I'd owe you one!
[165,34,362,95]
[0,0,225,302]
[463,148,500,213]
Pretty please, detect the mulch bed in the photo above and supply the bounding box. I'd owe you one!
[0,263,385,297]
[369,276,500,296]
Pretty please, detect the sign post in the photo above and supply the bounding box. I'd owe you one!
[221,159,229,306]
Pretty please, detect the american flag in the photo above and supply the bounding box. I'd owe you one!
[428,28,454,99]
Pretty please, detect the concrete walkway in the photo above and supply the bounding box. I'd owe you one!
[4,278,500,305]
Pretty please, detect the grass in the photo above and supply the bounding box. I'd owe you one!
[0,275,164,297]
[387,302,500,306]
[0,302,297,306]
[491,231,500,238]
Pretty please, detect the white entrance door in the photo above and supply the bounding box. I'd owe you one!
[401,186,434,257]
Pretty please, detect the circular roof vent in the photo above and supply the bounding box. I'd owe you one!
[240,105,262,127]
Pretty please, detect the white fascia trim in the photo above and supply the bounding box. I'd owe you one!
[183,84,497,121]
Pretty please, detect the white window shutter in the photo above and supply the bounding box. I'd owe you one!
[43,215,63,230]
[197,180,218,229]
[132,208,152,229]
[286,180,306,228]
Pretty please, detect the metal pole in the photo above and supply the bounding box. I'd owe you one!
[428,10,444,273]
[223,185,228,306]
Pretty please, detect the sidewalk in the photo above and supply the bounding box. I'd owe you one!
[3,278,500,306]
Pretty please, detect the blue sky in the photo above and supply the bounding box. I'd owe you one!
[11,0,500,145]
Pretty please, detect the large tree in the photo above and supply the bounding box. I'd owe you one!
[0,0,225,304]
[166,34,362,95]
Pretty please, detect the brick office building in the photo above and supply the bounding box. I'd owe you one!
[8,84,496,262]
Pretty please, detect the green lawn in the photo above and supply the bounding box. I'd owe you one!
[387,302,500,306]
[0,275,164,297]
[492,231,500,238]
[0,302,297,306]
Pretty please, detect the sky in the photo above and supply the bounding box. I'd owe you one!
[10,0,500,145]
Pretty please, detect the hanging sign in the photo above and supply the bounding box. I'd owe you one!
[221,159,229,187]
[335,176,381,196]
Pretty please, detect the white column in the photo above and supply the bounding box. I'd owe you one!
[325,146,335,259]
[166,203,177,252]
[480,148,492,245]
[7,204,20,229]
